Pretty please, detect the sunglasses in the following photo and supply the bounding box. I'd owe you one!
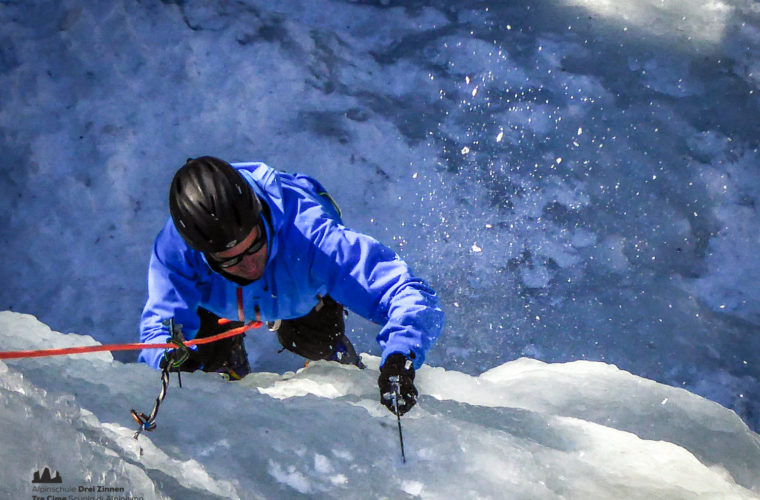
[211,220,266,269]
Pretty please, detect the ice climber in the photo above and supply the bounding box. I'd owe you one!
[138,156,444,415]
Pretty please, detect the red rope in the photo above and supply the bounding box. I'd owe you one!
[0,321,263,360]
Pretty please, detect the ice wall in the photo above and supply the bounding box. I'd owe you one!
[1,0,759,432]
[1,312,759,499]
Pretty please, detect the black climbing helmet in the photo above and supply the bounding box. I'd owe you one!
[169,156,262,253]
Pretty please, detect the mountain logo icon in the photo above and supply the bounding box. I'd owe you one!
[32,467,62,483]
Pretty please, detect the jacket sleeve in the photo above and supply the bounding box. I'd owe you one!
[305,217,444,370]
[138,221,204,369]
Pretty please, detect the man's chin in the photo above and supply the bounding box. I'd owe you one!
[238,269,264,281]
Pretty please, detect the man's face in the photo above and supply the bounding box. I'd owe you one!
[209,223,268,281]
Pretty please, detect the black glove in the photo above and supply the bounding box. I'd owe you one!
[378,353,418,416]
[159,346,202,372]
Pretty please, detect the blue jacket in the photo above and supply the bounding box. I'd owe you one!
[139,162,444,370]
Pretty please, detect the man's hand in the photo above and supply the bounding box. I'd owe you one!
[378,353,418,416]
[159,347,202,372]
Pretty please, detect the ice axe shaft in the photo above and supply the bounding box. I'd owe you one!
[391,378,407,464]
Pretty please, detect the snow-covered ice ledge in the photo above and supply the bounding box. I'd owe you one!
[1,311,758,499]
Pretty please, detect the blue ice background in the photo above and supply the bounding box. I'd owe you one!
[1,0,759,430]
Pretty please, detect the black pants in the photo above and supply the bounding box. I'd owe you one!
[188,296,361,375]
[272,295,344,359]
[272,296,363,367]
